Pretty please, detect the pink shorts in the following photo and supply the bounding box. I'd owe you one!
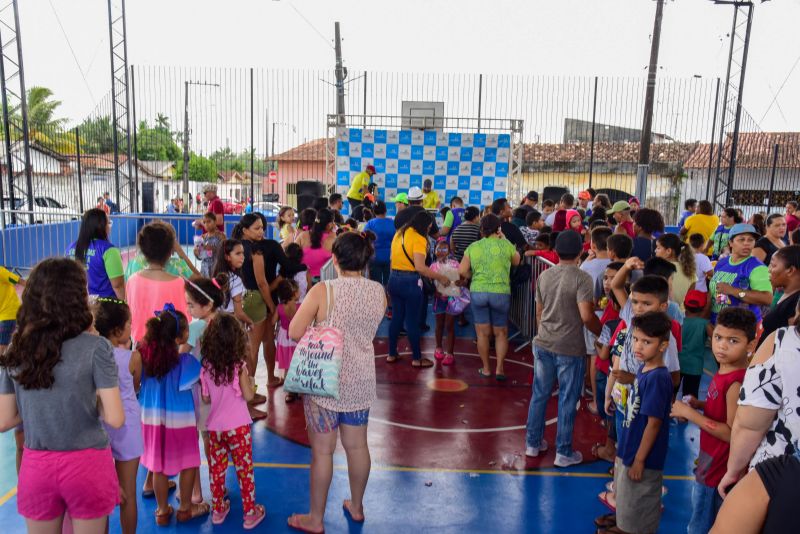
[18,447,120,521]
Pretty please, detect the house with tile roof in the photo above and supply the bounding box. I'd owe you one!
[265,138,331,207]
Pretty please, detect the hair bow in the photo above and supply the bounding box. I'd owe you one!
[154,302,181,336]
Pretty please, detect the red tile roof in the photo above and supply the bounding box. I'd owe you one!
[522,142,699,163]
[269,138,330,162]
[684,132,800,169]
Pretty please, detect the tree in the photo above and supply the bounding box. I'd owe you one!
[77,115,115,153]
[136,119,181,161]
[174,152,217,182]
[211,146,268,174]
[24,86,68,132]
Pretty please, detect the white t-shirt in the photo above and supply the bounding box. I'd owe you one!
[694,253,713,293]
[224,273,245,313]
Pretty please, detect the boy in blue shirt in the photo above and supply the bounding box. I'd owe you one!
[599,311,674,534]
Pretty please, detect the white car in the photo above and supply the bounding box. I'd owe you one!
[4,196,79,224]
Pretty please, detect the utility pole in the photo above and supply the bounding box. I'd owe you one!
[635,0,665,206]
[334,22,346,126]
[182,80,189,203]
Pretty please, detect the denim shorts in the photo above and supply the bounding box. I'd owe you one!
[0,320,15,345]
[303,396,370,433]
[470,292,510,327]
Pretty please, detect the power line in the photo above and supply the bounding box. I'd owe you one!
[758,51,800,124]
[284,0,334,50]
[47,0,97,107]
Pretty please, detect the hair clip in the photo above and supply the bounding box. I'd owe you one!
[211,278,221,289]
[154,302,181,336]
[96,297,126,305]
[184,277,215,304]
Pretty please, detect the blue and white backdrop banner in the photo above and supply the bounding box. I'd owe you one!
[335,128,512,216]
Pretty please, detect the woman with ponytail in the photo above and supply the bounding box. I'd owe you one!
[296,207,336,283]
[232,213,291,406]
[656,232,698,311]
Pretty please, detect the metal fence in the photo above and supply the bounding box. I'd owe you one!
[4,67,799,225]
[508,255,556,350]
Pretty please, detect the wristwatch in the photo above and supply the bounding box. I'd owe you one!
[737,290,746,299]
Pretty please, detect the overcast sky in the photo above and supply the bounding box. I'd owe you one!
[18,0,800,133]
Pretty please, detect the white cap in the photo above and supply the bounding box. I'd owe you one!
[407,186,424,201]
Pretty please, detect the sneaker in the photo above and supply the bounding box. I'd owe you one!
[525,439,548,457]
[554,451,583,467]
[442,353,455,365]
[434,348,445,361]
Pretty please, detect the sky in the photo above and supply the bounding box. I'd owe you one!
[17,0,800,137]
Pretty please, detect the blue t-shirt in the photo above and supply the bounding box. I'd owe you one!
[66,239,124,298]
[678,210,693,229]
[364,217,396,264]
[618,365,673,470]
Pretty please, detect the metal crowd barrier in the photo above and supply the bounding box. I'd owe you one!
[319,258,337,281]
[508,255,556,351]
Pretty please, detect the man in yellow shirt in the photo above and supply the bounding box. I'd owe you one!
[422,179,441,210]
[0,266,23,354]
[680,199,719,255]
[347,165,375,209]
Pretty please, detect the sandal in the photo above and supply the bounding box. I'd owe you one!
[177,502,210,523]
[386,355,400,363]
[593,513,616,529]
[411,358,434,368]
[249,406,268,420]
[592,443,616,463]
[442,353,455,366]
[597,491,616,512]
[287,513,325,533]
[143,479,177,498]
[495,373,507,382]
[243,504,267,530]
[155,505,174,526]
[249,393,267,405]
[342,499,365,523]
[478,368,492,378]
[212,499,231,525]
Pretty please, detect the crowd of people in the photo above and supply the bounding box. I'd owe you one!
[1,175,800,533]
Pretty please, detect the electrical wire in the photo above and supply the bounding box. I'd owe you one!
[283,0,334,50]
[47,0,96,106]
[758,51,800,124]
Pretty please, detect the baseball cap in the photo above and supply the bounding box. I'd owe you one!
[391,192,408,205]
[607,200,631,215]
[578,190,591,200]
[728,223,761,241]
[365,165,376,174]
[407,186,424,202]
[554,230,584,257]
[684,289,707,309]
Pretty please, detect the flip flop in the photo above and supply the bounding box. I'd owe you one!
[478,368,492,378]
[411,358,434,368]
[495,373,507,381]
[342,500,365,523]
[386,355,400,363]
[243,504,267,530]
[143,480,176,498]
[155,505,174,526]
[287,513,325,533]
[597,491,616,512]
[593,513,616,529]
[212,499,231,525]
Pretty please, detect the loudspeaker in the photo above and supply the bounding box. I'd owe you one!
[543,186,570,204]
[142,182,155,213]
[296,180,326,198]
[297,194,318,212]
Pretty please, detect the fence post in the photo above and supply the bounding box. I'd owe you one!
[477,73,483,133]
[249,67,255,204]
[589,76,598,188]
[766,143,779,212]
[75,127,84,213]
[363,70,367,129]
[705,78,721,202]
[130,65,139,212]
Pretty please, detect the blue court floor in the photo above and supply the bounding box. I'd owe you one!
[0,311,712,533]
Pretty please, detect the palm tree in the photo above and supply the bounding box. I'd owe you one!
[155,113,170,130]
[21,86,68,133]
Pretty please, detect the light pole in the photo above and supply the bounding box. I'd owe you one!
[182,80,220,207]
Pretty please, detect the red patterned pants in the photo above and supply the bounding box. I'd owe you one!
[208,425,255,515]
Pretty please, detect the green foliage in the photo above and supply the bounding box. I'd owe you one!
[211,146,268,174]
[174,152,217,182]
[136,119,181,161]
[77,115,116,153]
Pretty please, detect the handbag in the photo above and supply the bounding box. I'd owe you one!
[283,281,343,399]
[401,232,436,295]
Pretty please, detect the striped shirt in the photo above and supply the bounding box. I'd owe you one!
[451,222,481,262]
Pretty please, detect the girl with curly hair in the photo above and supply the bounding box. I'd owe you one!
[199,313,265,528]
[0,257,124,532]
[138,304,209,525]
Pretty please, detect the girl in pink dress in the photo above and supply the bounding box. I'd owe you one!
[430,239,469,365]
[271,279,300,402]
[200,313,265,529]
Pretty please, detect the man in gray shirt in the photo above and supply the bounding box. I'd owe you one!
[525,231,601,468]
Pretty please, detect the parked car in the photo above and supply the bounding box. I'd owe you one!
[3,196,79,224]
[253,201,293,218]
[220,198,244,215]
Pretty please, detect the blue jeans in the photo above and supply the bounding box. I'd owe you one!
[525,346,586,457]
[388,271,423,360]
[688,480,723,534]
